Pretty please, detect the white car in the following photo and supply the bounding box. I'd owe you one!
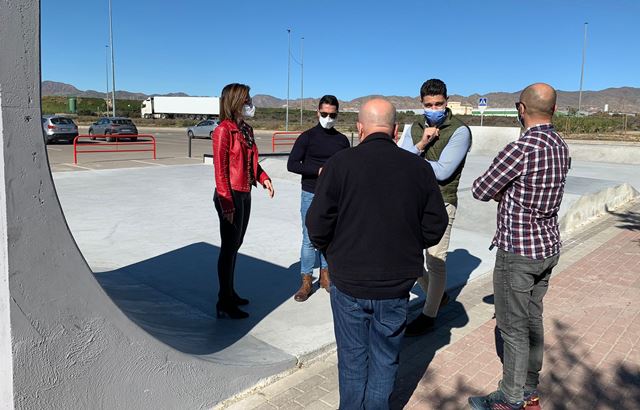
[187,119,219,139]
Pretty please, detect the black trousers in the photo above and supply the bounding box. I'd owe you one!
[214,189,251,303]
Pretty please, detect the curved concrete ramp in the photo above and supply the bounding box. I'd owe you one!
[0,2,294,408]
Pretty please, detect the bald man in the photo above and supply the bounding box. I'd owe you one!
[306,98,448,409]
[469,83,570,410]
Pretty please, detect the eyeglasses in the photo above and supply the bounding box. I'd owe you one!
[319,112,338,119]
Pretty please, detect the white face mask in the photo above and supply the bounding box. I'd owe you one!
[242,104,255,118]
[319,116,336,129]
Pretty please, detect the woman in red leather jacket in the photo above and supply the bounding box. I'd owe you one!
[213,83,274,319]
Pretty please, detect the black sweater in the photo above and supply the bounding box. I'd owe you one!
[306,133,449,299]
[287,124,350,193]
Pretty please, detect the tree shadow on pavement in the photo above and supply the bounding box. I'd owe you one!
[606,206,640,232]
[391,317,640,409]
[538,319,640,409]
[94,242,299,359]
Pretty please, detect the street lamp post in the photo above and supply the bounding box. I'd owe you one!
[108,0,116,117]
[105,45,109,113]
[286,29,291,131]
[577,22,588,115]
[300,37,304,128]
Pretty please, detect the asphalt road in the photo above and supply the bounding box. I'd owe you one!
[46,126,286,173]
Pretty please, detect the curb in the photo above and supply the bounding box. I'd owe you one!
[560,182,640,236]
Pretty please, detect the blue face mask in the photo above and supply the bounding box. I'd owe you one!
[423,108,447,126]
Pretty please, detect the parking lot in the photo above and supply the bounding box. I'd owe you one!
[46,126,286,172]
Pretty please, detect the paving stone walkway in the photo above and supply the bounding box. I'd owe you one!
[218,202,640,410]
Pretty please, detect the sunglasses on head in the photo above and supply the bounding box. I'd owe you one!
[319,112,338,119]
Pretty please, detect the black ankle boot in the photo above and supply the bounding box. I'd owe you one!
[216,301,249,319]
[232,292,249,306]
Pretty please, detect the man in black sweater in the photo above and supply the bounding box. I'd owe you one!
[306,98,448,409]
[287,95,350,302]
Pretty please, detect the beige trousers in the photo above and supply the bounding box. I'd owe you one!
[416,203,457,317]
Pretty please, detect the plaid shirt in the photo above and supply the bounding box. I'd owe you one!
[472,124,570,259]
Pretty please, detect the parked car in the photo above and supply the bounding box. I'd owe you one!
[88,117,139,142]
[187,119,219,139]
[42,115,78,144]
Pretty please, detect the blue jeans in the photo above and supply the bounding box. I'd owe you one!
[493,249,560,403]
[330,286,408,410]
[300,190,327,275]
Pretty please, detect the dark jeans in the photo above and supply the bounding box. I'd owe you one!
[214,189,251,303]
[330,285,408,410]
[493,249,560,403]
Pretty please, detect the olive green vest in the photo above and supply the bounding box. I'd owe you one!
[410,108,471,206]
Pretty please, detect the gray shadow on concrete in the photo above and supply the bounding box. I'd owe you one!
[94,242,299,359]
[409,248,482,307]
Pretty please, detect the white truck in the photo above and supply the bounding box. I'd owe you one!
[140,96,220,119]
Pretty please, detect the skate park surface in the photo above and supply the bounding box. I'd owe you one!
[3,2,639,408]
[51,128,640,407]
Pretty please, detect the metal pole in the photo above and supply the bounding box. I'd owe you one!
[300,37,304,128]
[480,113,484,127]
[108,0,116,117]
[105,45,109,114]
[286,29,291,131]
[577,22,588,115]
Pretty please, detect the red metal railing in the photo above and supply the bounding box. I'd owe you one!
[73,134,157,164]
[271,131,301,152]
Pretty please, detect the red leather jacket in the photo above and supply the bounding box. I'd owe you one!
[213,119,270,213]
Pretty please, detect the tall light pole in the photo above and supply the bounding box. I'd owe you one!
[108,0,116,117]
[300,37,304,128]
[105,45,110,113]
[286,29,291,131]
[577,22,588,115]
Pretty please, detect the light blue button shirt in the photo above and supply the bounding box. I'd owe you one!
[404,125,471,181]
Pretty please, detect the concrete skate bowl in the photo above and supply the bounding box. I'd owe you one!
[1,2,297,409]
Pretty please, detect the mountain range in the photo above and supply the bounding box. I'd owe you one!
[43,81,640,113]
[41,81,189,100]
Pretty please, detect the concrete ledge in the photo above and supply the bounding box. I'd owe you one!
[468,126,520,157]
[560,182,640,236]
[564,141,640,165]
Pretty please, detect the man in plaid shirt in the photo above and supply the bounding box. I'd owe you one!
[469,83,570,410]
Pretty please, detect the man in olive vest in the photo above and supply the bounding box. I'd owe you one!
[402,79,472,336]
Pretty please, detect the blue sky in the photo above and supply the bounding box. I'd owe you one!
[42,0,640,100]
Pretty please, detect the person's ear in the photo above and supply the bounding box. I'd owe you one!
[357,121,364,140]
[393,123,399,140]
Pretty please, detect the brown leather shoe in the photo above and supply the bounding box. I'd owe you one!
[294,274,314,302]
[319,268,331,292]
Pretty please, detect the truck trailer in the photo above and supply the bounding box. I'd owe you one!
[140,96,220,119]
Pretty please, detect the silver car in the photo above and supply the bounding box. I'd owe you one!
[88,117,139,142]
[42,115,78,144]
[187,119,219,139]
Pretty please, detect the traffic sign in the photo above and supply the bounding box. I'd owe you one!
[478,97,488,126]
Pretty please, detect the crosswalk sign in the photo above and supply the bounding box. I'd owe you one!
[478,97,488,113]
